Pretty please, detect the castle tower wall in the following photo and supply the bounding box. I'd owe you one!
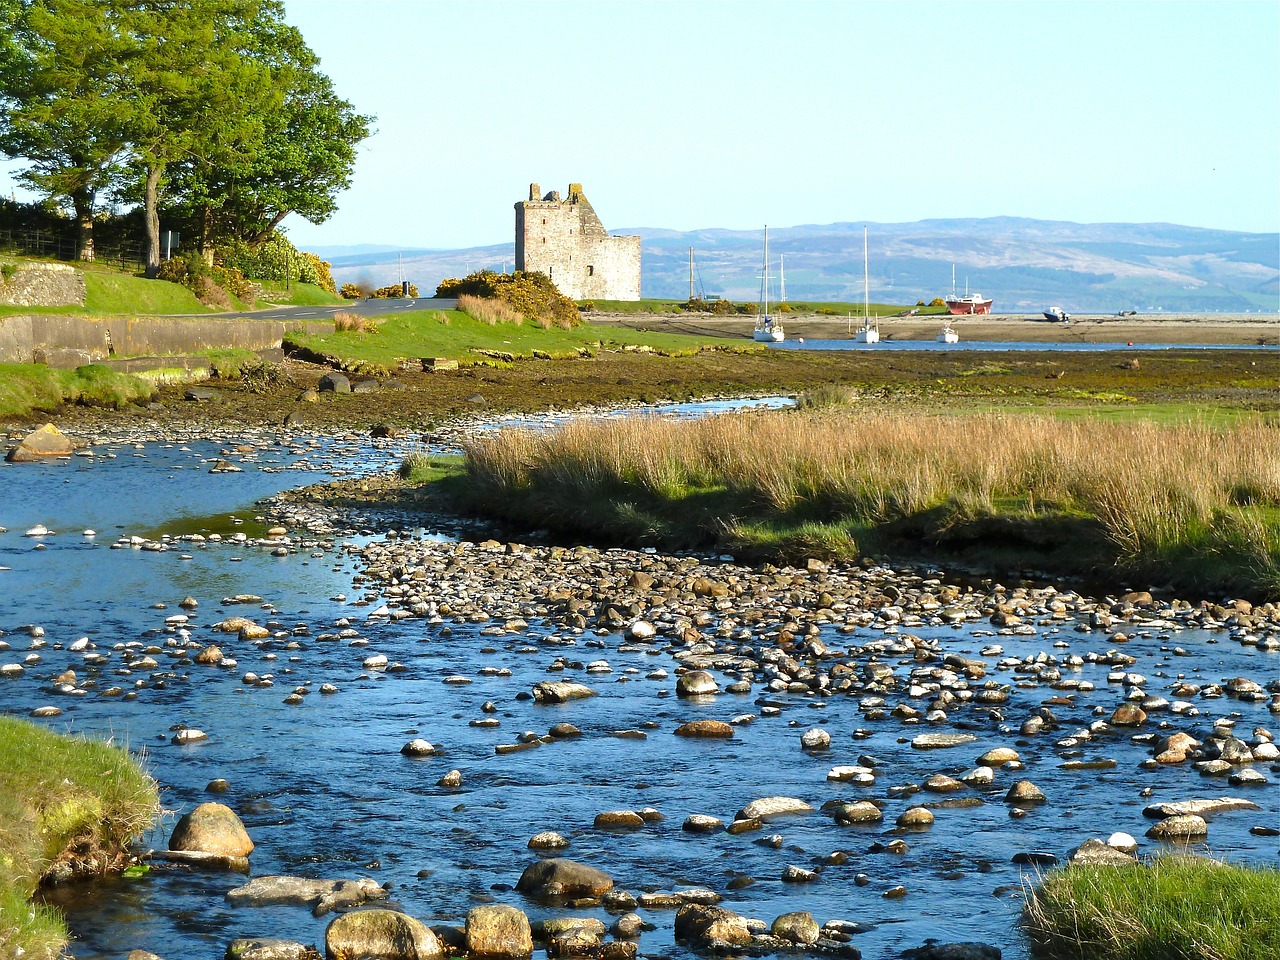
[515,183,641,301]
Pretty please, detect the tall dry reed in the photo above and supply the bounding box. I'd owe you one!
[464,409,1280,577]
[458,294,524,326]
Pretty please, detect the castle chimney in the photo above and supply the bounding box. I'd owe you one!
[528,183,541,201]
[568,183,584,201]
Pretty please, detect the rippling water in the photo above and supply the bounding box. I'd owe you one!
[1,411,1276,960]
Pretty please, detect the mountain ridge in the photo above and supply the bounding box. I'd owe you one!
[314,217,1279,313]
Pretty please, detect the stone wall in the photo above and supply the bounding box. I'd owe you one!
[0,314,332,367]
[0,262,87,307]
[515,183,641,301]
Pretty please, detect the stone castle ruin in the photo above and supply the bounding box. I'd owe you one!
[515,183,641,301]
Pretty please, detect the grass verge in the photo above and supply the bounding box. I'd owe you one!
[0,716,159,960]
[1023,856,1280,960]
[0,363,156,419]
[448,409,1280,599]
[283,307,741,373]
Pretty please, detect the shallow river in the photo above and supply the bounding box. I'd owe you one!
[1,402,1276,960]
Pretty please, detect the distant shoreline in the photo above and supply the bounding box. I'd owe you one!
[592,312,1279,346]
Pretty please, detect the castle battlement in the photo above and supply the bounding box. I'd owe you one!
[514,183,640,301]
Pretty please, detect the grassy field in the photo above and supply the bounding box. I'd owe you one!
[451,408,1280,598]
[0,716,159,960]
[256,280,345,307]
[1023,856,1280,960]
[0,362,156,419]
[283,307,743,373]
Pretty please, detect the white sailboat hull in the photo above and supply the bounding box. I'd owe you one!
[753,325,784,343]
[853,328,880,344]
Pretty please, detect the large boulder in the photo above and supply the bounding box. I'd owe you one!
[6,423,73,462]
[735,797,813,822]
[673,904,752,946]
[902,945,1002,960]
[225,875,387,916]
[675,670,718,697]
[325,909,441,960]
[466,904,533,958]
[516,858,614,902]
[318,372,351,394]
[771,911,820,945]
[674,720,734,739]
[226,939,313,960]
[169,802,253,857]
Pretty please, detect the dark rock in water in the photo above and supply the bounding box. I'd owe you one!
[225,936,314,959]
[674,904,752,946]
[6,423,74,462]
[1011,851,1058,866]
[903,944,1002,960]
[225,874,388,916]
[169,802,253,857]
[371,423,405,439]
[516,858,614,901]
[318,372,350,393]
[325,909,442,959]
[532,681,596,704]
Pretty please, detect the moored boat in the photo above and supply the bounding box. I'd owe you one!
[936,323,959,343]
[944,264,993,315]
[752,226,784,343]
[852,226,879,343]
[1043,306,1070,322]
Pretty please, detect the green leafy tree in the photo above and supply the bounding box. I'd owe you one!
[0,0,135,260]
[164,9,371,251]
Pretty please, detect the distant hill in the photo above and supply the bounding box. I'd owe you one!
[322,218,1279,314]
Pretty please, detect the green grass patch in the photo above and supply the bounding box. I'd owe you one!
[0,363,156,419]
[284,308,736,372]
[0,716,159,960]
[1024,856,1280,960]
[83,271,215,314]
[398,452,464,484]
[255,281,344,306]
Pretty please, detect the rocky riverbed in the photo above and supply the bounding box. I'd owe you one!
[2,414,1278,960]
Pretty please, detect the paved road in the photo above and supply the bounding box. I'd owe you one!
[188,296,457,321]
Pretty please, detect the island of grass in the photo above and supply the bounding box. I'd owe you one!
[403,406,1280,600]
[1024,856,1280,960]
[0,716,159,959]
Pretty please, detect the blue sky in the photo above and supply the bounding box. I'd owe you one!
[4,1,1279,249]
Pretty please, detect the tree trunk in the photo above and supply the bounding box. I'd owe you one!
[144,163,163,278]
[248,210,291,248]
[72,187,96,262]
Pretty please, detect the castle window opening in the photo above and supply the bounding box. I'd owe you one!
[587,265,594,276]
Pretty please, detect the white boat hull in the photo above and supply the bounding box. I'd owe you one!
[937,327,959,344]
[853,329,879,344]
[754,326,784,343]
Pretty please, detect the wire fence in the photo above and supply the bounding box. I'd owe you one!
[0,228,147,272]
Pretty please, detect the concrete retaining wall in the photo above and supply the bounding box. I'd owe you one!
[0,314,332,367]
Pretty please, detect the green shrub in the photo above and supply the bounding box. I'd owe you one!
[930,297,946,307]
[436,270,577,328]
[340,282,362,299]
[369,283,418,298]
[218,234,336,293]
[157,252,253,308]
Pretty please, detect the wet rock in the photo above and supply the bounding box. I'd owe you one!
[466,904,533,958]
[6,423,74,462]
[127,952,165,960]
[682,814,724,833]
[516,858,614,901]
[226,874,387,916]
[1146,814,1208,841]
[896,806,934,828]
[801,728,831,751]
[674,904,752,946]
[225,939,312,960]
[771,911,820,945]
[676,670,718,697]
[437,769,463,788]
[782,864,819,883]
[912,733,978,750]
[194,645,224,665]
[1004,781,1046,804]
[674,720,734,739]
[324,909,441,959]
[401,739,438,757]
[1068,839,1136,866]
[976,747,1019,766]
[731,797,812,823]
[923,774,965,794]
[832,801,883,825]
[1142,797,1261,819]
[595,810,644,830]
[318,372,350,394]
[205,779,230,794]
[528,832,570,850]
[532,681,596,704]
[169,802,253,857]
[1110,704,1147,727]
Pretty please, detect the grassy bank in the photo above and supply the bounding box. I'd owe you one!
[454,409,1280,598]
[283,307,739,373]
[1024,856,1280,960]
[0,716,159,959]
[0,362,156,419]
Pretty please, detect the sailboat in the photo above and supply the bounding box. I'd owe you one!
[753,226,784,343]
[852,226,879,344]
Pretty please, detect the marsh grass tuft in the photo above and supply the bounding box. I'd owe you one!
[458,294,524,327]
[334,311,378,333]
[1023,855,1280,960]
[0,716,159,959]
[460,409,1280,596]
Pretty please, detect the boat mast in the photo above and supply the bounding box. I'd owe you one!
[762,226,770,318]
[688,247,694,301]
[780,255,786,303]
[863,226,869,327]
